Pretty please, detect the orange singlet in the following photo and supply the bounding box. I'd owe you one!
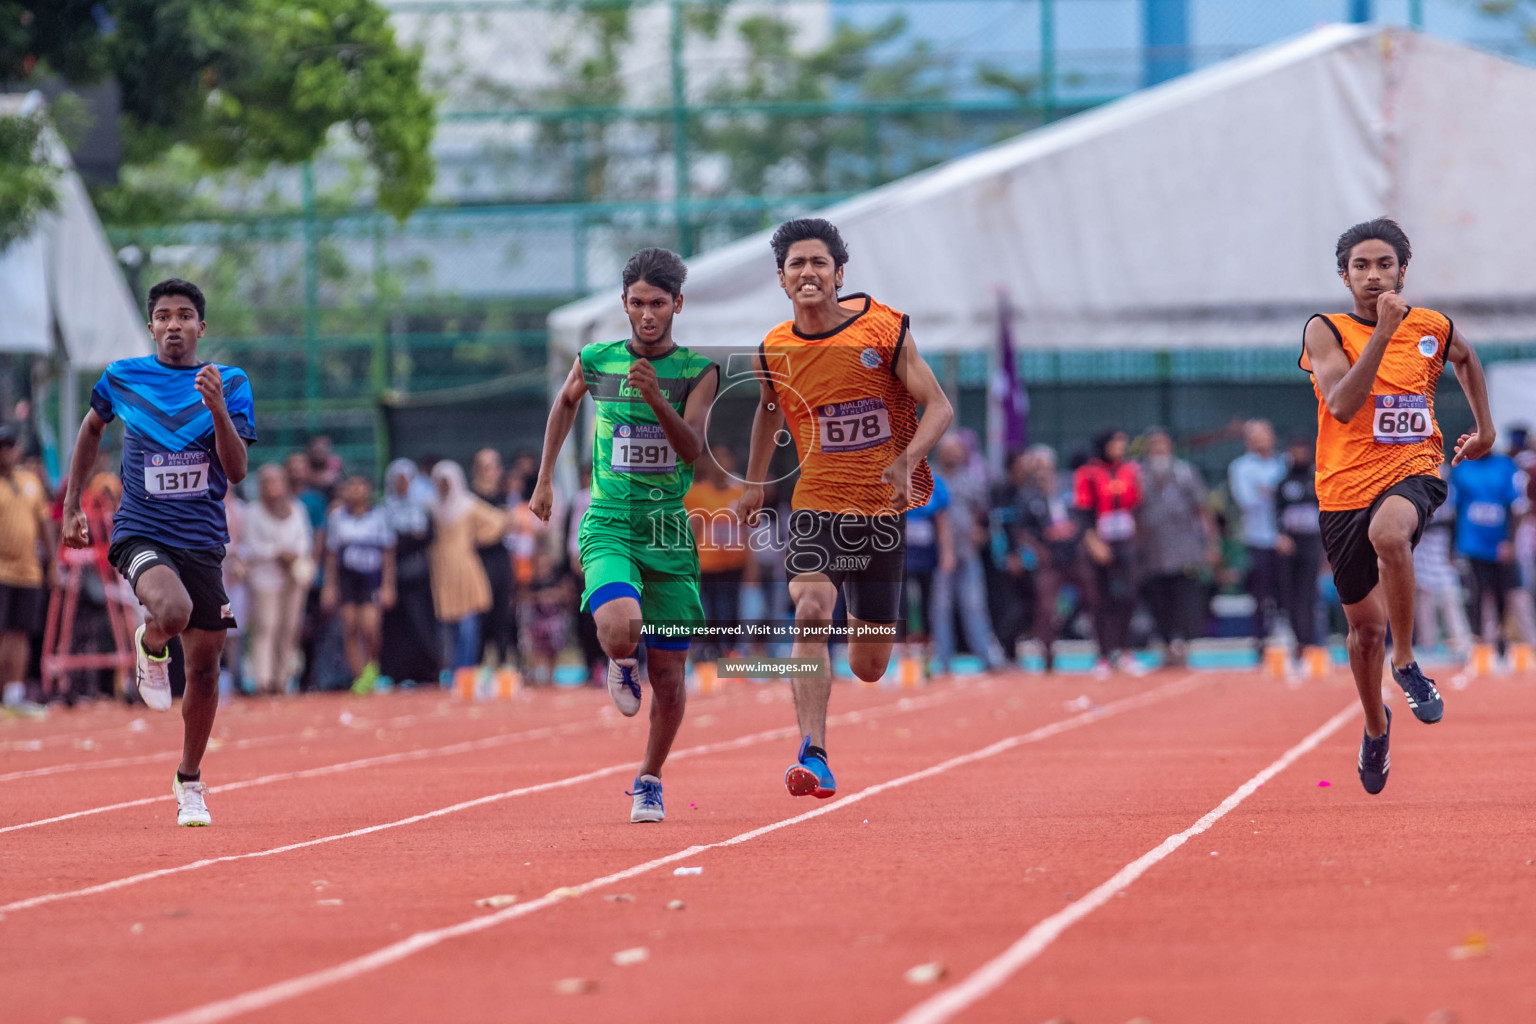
[1300,307,1451,512]
[759,293,934,516]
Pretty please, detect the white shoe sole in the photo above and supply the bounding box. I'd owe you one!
[630,808,664,823]
[607,661,641,717]
[135,624,173,712]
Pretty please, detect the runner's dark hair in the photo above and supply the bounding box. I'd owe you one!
[770,218,849,269]
[147,278,206,320]
[1335,218,1411,272]
[622,248,687,297]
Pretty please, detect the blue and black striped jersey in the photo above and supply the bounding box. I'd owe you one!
[90,356,257,550]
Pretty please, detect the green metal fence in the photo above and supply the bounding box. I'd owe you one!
[98,0,1536,476]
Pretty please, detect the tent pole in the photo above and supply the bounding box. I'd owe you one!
[1041,0,1056,123]
[58,359,77,477]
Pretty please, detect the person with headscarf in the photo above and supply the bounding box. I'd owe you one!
[429,460,509,673]
[380,459,439,686]
[469,448,516,669]
[1137,428,1214,667]
[1074,428,1144,676]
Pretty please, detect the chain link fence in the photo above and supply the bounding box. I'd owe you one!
[100,0,1536,475]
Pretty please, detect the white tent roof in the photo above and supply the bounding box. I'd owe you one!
[550,24,1536,356]
[0,93,147,369]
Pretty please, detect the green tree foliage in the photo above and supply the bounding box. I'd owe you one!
[1,0,435,220]
[695,14,945,198]
[1479,0,1536,40]
[0,112,59,251]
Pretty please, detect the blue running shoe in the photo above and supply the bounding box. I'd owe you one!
[627,774,664,823]
[1391,661,1443,723]
[784,736,836,798]
[1358,706,1391,795]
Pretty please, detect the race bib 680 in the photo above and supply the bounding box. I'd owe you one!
[1372,394,1432,445]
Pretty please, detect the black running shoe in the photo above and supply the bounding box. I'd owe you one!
[1358,706,1391,795]
[1391,661,1444,723]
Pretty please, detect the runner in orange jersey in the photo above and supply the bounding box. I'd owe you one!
[1301,218,1496,795]
[738,218,953,798]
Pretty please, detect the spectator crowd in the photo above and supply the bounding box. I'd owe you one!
[5,419,1536,709]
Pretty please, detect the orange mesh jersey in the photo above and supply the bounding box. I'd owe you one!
[1300,306,1451,511]
[759,293,934,515]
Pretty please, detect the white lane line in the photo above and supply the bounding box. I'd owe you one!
[132,674,1207,1024]
[0,689,967,912]
[0,688,757,829]
[0,718,609,834]
[0,703,603,785]
[890,700,1358,1024]
[0,707,456,776]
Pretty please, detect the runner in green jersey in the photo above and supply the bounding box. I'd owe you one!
[532,248,719,823]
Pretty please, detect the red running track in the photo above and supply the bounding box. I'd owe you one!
[2,668,1533,1024]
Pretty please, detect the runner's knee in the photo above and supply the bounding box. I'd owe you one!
[151,593,193,637]
[1349,619,1387,649]
[793,591,833,621]
[848,650,887,683]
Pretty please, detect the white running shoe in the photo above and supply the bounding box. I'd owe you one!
[606,657,642,717]
[173,775,211,827]
[135,624,173,711]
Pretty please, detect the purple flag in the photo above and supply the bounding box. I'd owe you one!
[992,290,1028,453]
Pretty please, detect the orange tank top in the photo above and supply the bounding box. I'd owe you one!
[759,294,935,516]
[1300,307,1451,511]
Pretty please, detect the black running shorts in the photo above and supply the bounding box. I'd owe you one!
[109,536,237,631]
[784,509,906,624]
[1319,474,1447,607]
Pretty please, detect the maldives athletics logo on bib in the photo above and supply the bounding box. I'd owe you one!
[1418,335,1439,358]
[616,424,631,438]
[150,454,166,467]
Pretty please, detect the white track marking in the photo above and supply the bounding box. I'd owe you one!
[890,700,1358,1024]
[131,674,1206,1024]
[0,686,768,829]
[0,689,969,912]
[0,718,612,833]
[0,707,455,773]
[0,705,598,784]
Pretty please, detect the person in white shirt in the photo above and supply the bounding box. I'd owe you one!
[243,465,314,695]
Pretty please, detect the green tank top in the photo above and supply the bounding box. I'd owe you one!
[581,339,717,510]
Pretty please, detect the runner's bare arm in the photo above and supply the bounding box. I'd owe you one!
[531,357,589,523]
[737,357,785,524]
[1446,328,1496,465]
[196,365,248,484]
[639,362,717,465]
[60,410,108,548]
[891,328,954,468]
[1305,291,1407,422]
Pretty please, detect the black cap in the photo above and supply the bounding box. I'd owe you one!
[0,424,19,446]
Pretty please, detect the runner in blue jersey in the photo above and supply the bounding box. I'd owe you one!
[60,279,255,827]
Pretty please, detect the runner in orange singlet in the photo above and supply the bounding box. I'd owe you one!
[1301,218,1496,795]
[738,218,953,799]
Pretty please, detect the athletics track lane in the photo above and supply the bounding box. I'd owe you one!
[7,670,1531,1024]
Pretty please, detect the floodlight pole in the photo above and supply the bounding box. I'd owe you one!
[1408,0,1423,29]
[302,161,321,437]
[1041,0,1056,123]
[670,1,694,257]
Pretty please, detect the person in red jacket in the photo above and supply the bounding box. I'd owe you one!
[1074,429,1144,676]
